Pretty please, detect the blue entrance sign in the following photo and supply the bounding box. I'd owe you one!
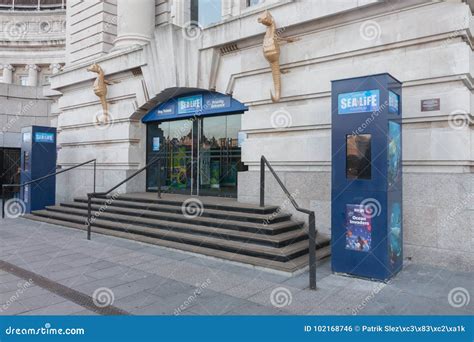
[178,95,203,114]
[142,91,248,123]
[34,132,55,144]
[338,89,380,114]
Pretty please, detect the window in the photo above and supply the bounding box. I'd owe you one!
[19,76,29,86]
[191,0,221,27]
[346,134,372,180]
[247,0,264,6]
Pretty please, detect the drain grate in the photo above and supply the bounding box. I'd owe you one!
[0,260,129,315]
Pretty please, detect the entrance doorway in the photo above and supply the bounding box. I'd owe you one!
[146,114,246,197]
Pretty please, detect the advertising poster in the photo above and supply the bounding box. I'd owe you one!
[388,121,401,189]
[152,137,160,151]
[389,202,402,266]
[345,204,372,252]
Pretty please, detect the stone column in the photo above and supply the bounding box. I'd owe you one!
[49,63,62,74]
[25,64,41,86]
[1,64,15,84]
[222,0,232,19]
[113,0,155,49]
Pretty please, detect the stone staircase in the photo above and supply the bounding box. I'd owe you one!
[25,193,330,274]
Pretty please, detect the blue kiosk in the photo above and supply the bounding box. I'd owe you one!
[331,73,403,282]
[20,126,57,213]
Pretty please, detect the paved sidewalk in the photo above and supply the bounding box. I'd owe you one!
[0,217,472,315]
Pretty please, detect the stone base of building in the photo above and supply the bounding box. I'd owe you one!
[56,169,146,204]
[238,170,474,269]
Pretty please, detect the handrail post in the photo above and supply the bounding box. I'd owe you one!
[260,156,265,207]
[1,186,4,219]
[308,211,317,290]
[93,160,96,193]
[157,157,161,199]
[87,194,92,240]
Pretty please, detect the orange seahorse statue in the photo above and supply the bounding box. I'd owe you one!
[258,10,298,103]
[87,63,113,124]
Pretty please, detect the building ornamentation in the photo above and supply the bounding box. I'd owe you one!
[87,63,113,124]
[49,63,62,74]
[258,10,298,103]
[0,64,14,83]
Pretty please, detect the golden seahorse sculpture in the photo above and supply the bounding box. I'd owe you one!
[87,63,113,124]
[258,10,298,103]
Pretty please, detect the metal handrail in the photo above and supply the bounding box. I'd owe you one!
[259,155,318,290]
[2,159,97,219]
[86,155,162,241]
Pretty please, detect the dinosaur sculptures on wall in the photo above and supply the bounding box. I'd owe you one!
[258,10,297,103]
[87,63,113,124]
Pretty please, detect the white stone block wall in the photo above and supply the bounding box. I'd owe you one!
[66,0,118,65]
[0,84,53,148]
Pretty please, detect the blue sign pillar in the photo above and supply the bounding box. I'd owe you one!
[331,73,403,281]
[20,126,57,214]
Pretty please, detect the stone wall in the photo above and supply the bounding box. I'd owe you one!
[0,83,53,148]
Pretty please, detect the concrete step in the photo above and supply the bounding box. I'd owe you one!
[31,209,329,263]
[61,201,303,235]
[24,214,331,274]
[73,197,291,225]
[75,194,280,215]
[44,205,308,248]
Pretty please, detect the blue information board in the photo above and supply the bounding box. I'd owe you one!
[331,73,403,282]
[20,126,57,214]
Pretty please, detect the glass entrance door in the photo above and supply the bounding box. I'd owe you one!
[146,114,246,197]
[147,119,195,195]
[197,115,242,197]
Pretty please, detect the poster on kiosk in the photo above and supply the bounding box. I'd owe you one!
[331,73,403,282]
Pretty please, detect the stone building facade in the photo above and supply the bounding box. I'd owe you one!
[0,0,66,186]
[49,0,473,268]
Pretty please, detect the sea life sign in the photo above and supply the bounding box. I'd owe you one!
[338,89,380,115]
